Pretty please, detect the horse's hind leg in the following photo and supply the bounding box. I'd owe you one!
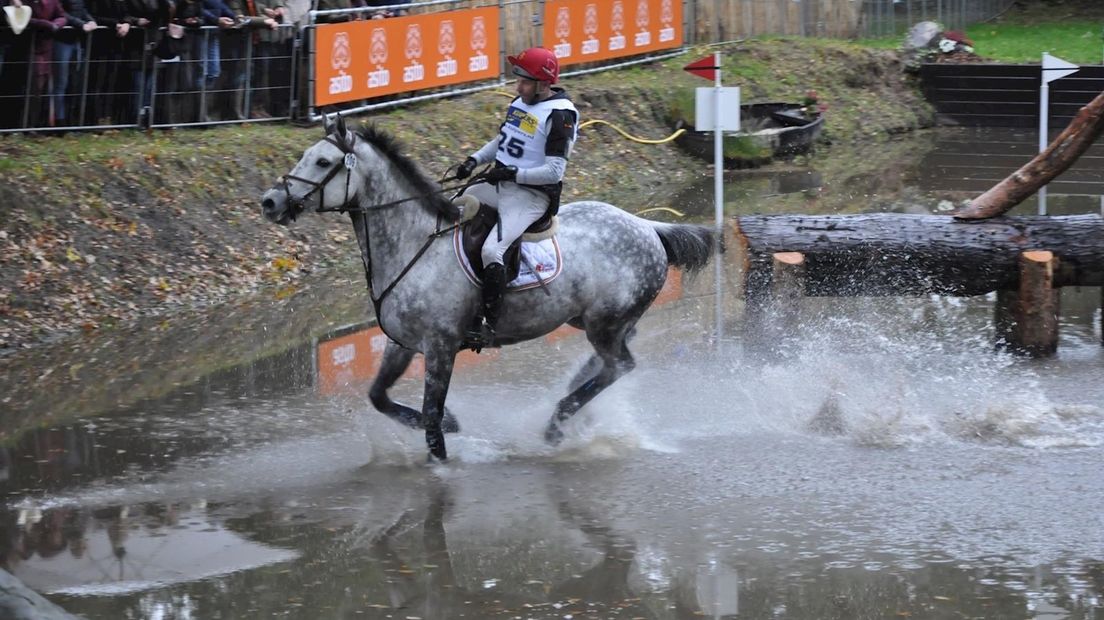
[566,327,636,391]
[544,326,637,445]
[369,340,460,433]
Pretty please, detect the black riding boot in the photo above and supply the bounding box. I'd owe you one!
[462,262,507,352]
[480,263,507,339]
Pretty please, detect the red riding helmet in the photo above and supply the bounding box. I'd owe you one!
[507,47,559,84]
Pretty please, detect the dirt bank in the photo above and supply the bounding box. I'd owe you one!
[0,39,933,357]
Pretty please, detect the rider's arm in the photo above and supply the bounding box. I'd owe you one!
[469,134,501,166]
[515,109,575,186]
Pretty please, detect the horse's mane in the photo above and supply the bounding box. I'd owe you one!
[356,125,460,221]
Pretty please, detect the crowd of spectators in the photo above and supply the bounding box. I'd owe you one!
[0,0,410,130]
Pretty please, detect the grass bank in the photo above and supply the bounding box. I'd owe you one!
[858,0,1104,64]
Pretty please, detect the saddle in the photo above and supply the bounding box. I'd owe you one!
[455,194,558,282]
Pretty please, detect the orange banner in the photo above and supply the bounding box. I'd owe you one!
[542,0,682,67]
[316,326,499,395]
[314,7,500,106]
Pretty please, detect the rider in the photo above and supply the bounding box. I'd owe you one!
[454,46,579,344]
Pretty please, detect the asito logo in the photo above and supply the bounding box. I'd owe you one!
[633,0,651,47]
[403,24,424,83]
[369,27,388,64]
[436,20,457,78]
[328,31,352,94]
[552,6,571,58]
[659,0,675,42]
[405,23,423,60]
[471,16,487,50]
[469,16,489,72]
[367,27,390,89]
[437,19,456,55]
[331,32,351,71]
[582,3,599,55]
[608,0,625,51]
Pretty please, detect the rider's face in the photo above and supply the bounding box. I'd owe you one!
[515,77,547,105]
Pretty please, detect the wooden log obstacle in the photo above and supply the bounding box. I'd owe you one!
[731,213,1104,356]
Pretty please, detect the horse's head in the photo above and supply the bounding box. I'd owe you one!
[262,114,363,225]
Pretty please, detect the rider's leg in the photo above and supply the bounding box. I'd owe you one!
[477,183,549,338]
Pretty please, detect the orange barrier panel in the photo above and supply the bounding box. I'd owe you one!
[317,327,389,395]
[653,266,683,306]
[317,326,500,395]
[542,0,682,68]
[314,7,500,106]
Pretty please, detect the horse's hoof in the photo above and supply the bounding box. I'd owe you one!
[427,429,448,462]
[441,408,461,434]
[426,452,448,464]
[543,422,564,446]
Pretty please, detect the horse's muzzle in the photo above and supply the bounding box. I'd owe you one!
[261,186,302,226]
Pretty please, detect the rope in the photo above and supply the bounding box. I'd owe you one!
[491,90,686,145]
[579,120,687,145]
[635,206,686,217]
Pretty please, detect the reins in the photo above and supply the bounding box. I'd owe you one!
[279,131,486,313]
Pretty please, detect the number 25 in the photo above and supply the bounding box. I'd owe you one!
[498,132,525,158]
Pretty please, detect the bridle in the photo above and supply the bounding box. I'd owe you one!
[277,133,360,219]
[273,130,485,315]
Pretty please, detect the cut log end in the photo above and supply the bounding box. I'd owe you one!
[773,251,805,266]
[1022,250,1054,263]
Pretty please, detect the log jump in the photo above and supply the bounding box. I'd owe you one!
[730,213,1104,355]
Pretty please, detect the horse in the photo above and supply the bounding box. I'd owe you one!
[260,115,715,462]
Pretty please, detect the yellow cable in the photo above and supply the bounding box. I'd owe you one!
[490,91,686,145]
[635,206,686,217]
[580,120,686,145]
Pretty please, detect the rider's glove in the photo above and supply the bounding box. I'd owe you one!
[455,157,477,180]
[483,165,518,184]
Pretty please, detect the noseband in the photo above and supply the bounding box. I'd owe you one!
[277,133,359,220]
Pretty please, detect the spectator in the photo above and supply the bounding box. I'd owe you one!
[26,0,67,126]
[122,0,172,125]
[53,0,97,127]
[362,0,405,20]
[216,0,280,120]
[1,0,33,128]
[85,0,129,124]
[196,0,234,120]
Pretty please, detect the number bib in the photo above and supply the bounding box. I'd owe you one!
[495,96,578,170]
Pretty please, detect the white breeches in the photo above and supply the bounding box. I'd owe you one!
[466,181,550,267]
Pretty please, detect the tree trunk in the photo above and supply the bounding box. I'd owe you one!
[952,89,1104,220]
[732,213,1104,296]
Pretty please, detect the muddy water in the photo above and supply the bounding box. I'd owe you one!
[2,128,1103,619]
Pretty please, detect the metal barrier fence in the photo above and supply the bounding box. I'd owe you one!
[0,23,297,133]
[0,0,1015,134]
[858,0,1015,38]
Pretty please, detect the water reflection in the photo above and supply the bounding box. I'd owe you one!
[4,461,1103,619]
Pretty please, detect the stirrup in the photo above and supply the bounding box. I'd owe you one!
[462,321,496,353]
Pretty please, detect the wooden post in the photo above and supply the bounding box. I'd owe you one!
[770,252,806,336]
[999,250,1061,356]
[742,251,806,352]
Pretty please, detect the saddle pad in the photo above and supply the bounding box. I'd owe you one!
[453,228,564,291]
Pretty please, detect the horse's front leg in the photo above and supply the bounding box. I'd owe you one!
[370,339,460,433]
[422,343,459,462]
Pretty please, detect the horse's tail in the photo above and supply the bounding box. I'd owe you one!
[650,223,716,273]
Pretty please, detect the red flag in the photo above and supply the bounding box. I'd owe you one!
[683,55,718,81]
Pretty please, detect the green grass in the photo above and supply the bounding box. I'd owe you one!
[966,21,1104,64]
[856,20,1104,65]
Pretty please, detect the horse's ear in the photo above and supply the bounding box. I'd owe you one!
[335,113,348,141]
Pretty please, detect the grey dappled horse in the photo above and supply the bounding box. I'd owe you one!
[261,117,714,462]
